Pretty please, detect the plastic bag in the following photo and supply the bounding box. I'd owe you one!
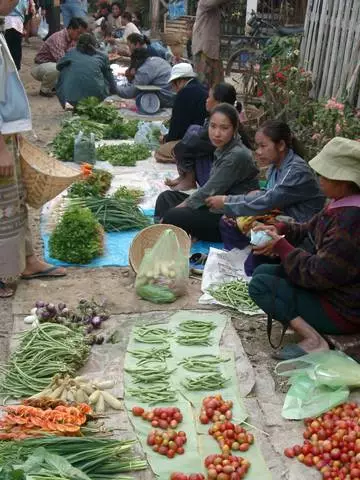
[134,121,168,149]
[276,351,360,419]
[37,17,49,40]
[281,374,349,420]
[135,229,189,304]
[73,131,96,165]
[276,350,360,388]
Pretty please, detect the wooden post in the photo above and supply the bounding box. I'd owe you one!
[151,0,161,38]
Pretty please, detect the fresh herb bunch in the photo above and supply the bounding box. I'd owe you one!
[68,169,113,197]
[76,96,119,123]
[73,196,150,232]
[112,186,144,203]
[49,205,104,264]
[52,118,106,161]
[96,143,150,166]
[103,119,139,139]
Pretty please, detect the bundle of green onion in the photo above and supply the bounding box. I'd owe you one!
[72,196,150,232]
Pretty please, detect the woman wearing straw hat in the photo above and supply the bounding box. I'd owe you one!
[248,137,360,360]
[0,2,65,298]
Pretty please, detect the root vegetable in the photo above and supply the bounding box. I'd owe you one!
[101,390,122,410]
[89,390,101,404]
[95,392,105,413]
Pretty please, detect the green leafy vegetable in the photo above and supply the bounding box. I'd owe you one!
[103,119,139,139]
[49,205,104,264]
[96,143,150,166]
[112,186,144,203]
[68,169,113,198]
[73,196,150,232]
[76,97,119,123]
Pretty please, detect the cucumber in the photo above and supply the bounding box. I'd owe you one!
[137,284,176,304]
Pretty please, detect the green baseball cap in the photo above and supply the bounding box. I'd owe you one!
[310,137,360,188]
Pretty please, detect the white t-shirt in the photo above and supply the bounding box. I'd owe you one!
[123,21,140,40]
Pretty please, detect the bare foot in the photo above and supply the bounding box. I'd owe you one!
[0,281,14,298]
[22,256,66,278]
[172,179,197,191]
[298,335,329,354]
[165,176,182,187]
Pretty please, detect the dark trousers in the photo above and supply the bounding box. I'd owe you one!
[155,190,222,242]
[45,6,61,39]
[248,264,340,334]
[5,28,23,70]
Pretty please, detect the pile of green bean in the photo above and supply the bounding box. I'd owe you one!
[179,355,230,373]
[207,280,259,312]
[176,332,213,346]
[127,382,177,405]
[0,323,90,399]
[133,325,173,344]
[178,320,216,335]
[127,345,172,366]
[182,373,230,391]
[125,364,175,384]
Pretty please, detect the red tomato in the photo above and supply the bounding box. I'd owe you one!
[170,473,188,480]
[131,406,144,416]
[167,449,176,459]
[177,447,185,455]
[189,474,205,480]
[158,445,168,455]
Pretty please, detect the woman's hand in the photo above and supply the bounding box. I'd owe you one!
[206,195,226,210]
[251,226,283,256]
[0,138,15,178]
[176,201,187,208]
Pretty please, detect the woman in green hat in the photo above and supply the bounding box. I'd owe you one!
[248,137,360,360]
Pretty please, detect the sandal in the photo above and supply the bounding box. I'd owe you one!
[0,280,14,298]
[189,253,208,276]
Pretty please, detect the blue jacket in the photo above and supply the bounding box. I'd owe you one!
[224,149,325,222]
[166,78,208,142]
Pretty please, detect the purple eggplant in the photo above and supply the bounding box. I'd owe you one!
[91,316,102,329]
[35,301,45,308]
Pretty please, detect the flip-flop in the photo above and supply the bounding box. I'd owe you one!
[0,280,14,298]
[272,344,308,360]
[21,266,67,280]
[189,253,208,276]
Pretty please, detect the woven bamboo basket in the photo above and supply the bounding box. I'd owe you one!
[20,137,81,209]
[243,104,265,128]
[129,224,191,274]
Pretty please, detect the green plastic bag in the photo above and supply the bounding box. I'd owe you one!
[275,351,360,419]
[135,229,189,304]
[280,374,349,420]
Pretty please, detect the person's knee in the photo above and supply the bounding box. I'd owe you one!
[248,274,272,304]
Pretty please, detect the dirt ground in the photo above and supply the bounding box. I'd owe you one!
[1,40,323,479]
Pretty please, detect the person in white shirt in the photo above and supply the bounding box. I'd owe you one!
[121,11,140,41]
[4,0,30,70]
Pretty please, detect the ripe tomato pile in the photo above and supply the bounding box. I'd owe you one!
[147,429,187,458]
[170,473,205,480]
[200,395,233,424]
[209,422,254,454]
[132,406,183,429]
[204,453,251,479]
[284,402,360,479]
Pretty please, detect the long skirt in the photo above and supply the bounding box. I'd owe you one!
[0,135,28,280]
[193,52,224,89]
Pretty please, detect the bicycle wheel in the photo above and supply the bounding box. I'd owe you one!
[225,46,261,100]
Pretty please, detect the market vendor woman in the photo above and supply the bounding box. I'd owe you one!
[155,104,259,241]
[248,138,360,360]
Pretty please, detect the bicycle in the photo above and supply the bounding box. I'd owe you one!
[225,11,304,101]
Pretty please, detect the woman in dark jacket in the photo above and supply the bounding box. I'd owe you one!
[56,33,117,108]
[166,82,251,191]
[155,104,259,242]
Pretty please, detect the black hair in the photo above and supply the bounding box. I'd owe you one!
[111,1,122,10]
[133,10,142,27]
[99,2,110,10]
[122,11,132,21]
[259,119,305,158]
[127,32,150,46]
[77,33,97,55]
[210,103,239,131]
[129,47,150,70]
[68,17,88,30]
[212,83,242,113]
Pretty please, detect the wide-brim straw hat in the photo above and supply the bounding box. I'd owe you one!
[129,224,191,273]
[20,137,81,209]
[309,137,360,188]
